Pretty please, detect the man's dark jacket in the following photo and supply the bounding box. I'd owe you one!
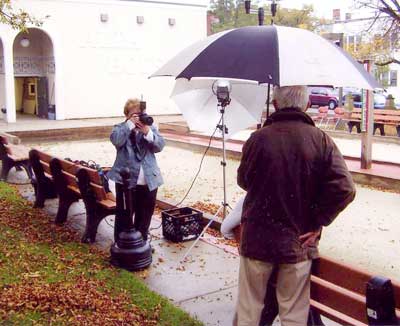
[238,108,356,264]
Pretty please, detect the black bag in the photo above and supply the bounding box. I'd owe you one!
[64,158,110,193]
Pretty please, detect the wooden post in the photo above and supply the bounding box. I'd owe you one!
[361,60,374,169]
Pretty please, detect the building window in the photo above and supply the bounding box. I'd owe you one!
[381,71,389,86]
[390,70,398,87]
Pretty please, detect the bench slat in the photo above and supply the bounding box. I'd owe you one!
[90,183,108,202]
[0,135,8,145]
[9,155,29,162]
[310,300,367,326]
[40,161,52,175]
[83,167,103,186]
[6,144,30,158]
[62,171,78,189]
[313,256,400,309]
[67,184,80,195]
[36,150,53,163]
[311,276,367,323]
[57,159,80,175]
[99,198,117,209]
[312,257,371,296]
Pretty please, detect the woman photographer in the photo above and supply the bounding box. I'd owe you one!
[108,98,165,242]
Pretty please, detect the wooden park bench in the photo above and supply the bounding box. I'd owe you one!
[345,108,400,137]
[29,149,58,208]
[0,135,33,181]
[29,149,116,243]
[309,255,400,325]
[76,166,116,243]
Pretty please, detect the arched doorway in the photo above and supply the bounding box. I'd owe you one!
[0,38,5,121]
[13,28,56,120]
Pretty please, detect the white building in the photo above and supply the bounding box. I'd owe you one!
[0,0,207,123]
[318,12,399,101]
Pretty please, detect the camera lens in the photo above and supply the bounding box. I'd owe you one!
[139,113,154,126]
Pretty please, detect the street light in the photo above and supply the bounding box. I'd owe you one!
[245,0,282,126]
[245,0,251,14]
[245,0,281,25]
[244,0,265,25]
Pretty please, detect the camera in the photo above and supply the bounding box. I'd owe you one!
[139,113,154,126]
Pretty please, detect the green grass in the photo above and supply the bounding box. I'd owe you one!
[0,182,203,326]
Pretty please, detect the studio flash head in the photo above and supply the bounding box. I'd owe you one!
[213,79,232,107]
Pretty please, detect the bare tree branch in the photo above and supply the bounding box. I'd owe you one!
[390,0,400,11]
[375,58,400,65]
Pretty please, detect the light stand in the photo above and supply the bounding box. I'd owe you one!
[218,102,230,220]
[179,81,232,264]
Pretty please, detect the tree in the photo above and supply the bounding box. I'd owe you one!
[355,0,400,65]
[274,5,319,30]
[344,35,392,83]
[0,0,43,31]
[209,1,319,34]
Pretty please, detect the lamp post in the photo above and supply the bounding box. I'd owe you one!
[110,168,152,271]
[244,0,265,26]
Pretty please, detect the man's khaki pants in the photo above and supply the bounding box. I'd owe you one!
[233,256,312,326]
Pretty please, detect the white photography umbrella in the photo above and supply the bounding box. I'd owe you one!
[171,78,268,138]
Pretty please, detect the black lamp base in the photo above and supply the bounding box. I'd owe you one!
[110,229,152,271]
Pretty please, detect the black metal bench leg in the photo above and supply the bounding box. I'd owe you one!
[0,158,12,181]
[20,162,33,180]
[82,212,106,243]
[347,122,354,133]
[33,186,46,208]
[33,177,55,208]
[55,196,78,224]
[373,123,385,136]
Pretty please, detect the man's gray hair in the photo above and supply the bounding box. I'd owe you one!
[272,86,309,111]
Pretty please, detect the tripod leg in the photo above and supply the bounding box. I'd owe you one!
[180,205,224,263]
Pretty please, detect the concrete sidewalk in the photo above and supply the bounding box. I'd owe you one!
[13,173,240,326]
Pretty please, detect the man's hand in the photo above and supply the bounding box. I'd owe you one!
[299,228,322,248]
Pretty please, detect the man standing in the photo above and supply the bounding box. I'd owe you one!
[234,86,356,326]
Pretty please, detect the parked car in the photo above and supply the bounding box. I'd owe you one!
[344,93,387,109]
[308,87,339,110]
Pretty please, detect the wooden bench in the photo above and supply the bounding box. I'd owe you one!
[309,256,400,325]
[76,166,116,243]
[50,157,116,243]
[345,108,400,137]
[49,157,82,225]
[29,149,57,208]
[30,149,116,243]
[0,135,33,181]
